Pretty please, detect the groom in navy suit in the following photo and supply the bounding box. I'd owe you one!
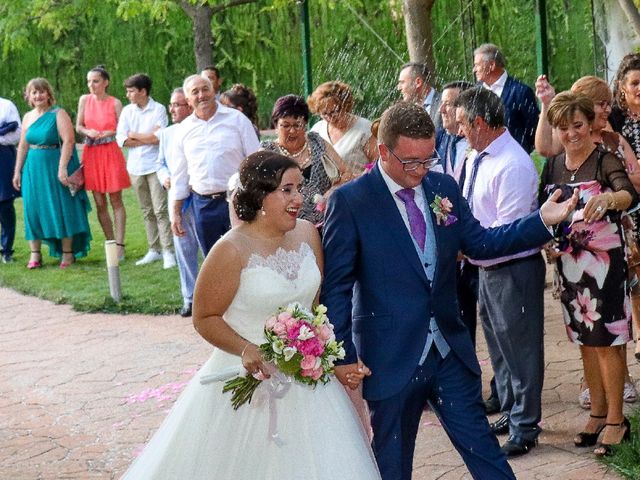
[320,102,576,480]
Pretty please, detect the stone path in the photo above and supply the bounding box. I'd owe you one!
[0,282,634,479]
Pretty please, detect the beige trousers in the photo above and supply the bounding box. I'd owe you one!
[130,172,173,252]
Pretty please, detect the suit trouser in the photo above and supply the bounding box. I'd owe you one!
[368,348,515,480]
[457,261,479,346]
[191,193,230,256]
[478,254,545,441]
[130,173,173,252]
[173,200,201,305]
[0,199,16,256]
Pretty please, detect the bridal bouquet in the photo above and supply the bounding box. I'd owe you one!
[223,303,345,409]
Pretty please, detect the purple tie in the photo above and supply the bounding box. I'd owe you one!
[396,188,426,251]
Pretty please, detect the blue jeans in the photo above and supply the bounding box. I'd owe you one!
[174,201,201,305]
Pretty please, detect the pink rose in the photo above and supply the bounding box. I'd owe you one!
[310,367,323,381]
[272,322,287,337]
[284,316,298,330]
[265,315,277,330]
[300,355,317,370]
[317,324,333,342]
[300,368,314,378]
[440,197,453,213]
[277,311,293,323]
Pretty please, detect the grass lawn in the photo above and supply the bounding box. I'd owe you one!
[0,187,187,315]
[602,409,640,479]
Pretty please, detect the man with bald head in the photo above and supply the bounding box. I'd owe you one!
[170,74,260,254]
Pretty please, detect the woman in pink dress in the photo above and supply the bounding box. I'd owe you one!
[76,65,130,260]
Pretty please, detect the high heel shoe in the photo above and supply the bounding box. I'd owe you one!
[593,417,632,457]
[27,250,42,269]
[59,251,75,269]
[574,415,606,447]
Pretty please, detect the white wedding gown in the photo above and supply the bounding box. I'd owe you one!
[122,242,380,479]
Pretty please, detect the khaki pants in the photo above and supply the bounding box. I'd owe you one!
[130,172,173,252]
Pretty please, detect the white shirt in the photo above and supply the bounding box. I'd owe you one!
[422,88,436,112]
[155,123,181,208]
[116,97,168,175]
[482,70,508,98]
[465,129,540,267]
[311,116,372,172]
[0,98,21,146]
[172,103,261,200]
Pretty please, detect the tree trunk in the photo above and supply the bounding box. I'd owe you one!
[617,0,640,39]
[402,0,437,84]
[180,2,214,71]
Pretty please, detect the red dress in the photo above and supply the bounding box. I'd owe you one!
[81,95,131,193]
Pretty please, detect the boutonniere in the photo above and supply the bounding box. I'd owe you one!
[430,195,457,226]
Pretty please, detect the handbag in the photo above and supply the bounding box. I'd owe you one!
[320,152,340,183]
[67,165,85,196]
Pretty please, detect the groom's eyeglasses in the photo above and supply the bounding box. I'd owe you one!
[385,145,440,172]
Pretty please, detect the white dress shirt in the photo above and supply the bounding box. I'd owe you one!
[0,98,21,145]
[171,103,260,201]
[155,124,181,206]
[482,70,508,98]
[116,97,168,175]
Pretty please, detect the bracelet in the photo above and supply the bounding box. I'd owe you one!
[240,342,251,359]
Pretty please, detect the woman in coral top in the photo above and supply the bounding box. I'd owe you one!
[76,65,130,260]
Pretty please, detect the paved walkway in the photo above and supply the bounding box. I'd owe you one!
[0,281,634,479]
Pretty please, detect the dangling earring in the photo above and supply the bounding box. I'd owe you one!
[260,207,266,216]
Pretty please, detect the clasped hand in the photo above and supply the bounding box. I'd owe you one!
[334,359,372,390]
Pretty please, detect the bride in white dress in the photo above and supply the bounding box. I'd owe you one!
[122,151,380,479]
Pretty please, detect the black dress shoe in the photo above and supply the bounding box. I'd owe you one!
[179,304,192,317]
[490,413,510,435]
[501,435,537,457]
[484,395,501,415]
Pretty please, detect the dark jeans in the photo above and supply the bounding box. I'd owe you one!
[0,199,16,257]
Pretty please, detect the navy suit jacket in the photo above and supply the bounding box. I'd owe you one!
[320,164,551,402]
[500,76,539,154]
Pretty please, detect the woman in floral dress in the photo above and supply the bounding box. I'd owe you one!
[540,92,636,456]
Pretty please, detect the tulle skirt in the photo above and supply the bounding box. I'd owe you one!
[121,348,381,479]
[82,142,130,193]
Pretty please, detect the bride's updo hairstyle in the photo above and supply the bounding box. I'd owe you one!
[234,151,299,222]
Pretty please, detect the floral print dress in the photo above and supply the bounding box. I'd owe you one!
[540,148,636,346]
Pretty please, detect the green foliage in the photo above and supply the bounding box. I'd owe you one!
[0,0,607,128]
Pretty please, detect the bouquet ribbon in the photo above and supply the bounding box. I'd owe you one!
[200,364,292,445]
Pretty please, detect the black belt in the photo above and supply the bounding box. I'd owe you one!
[481,252,542,271]
[193,191,226,200]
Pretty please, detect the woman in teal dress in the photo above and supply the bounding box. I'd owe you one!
[12,78,91,268]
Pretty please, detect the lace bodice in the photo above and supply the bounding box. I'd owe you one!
[224,242,321,344]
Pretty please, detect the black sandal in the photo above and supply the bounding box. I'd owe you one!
[593,417,631,457]
[574,414,606,447]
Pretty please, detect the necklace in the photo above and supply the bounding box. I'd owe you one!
[566,160,585,182]
[278,139,308,159]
